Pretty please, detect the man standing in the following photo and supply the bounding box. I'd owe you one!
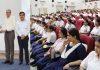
[1,9,15,64]
[16,12,30,65]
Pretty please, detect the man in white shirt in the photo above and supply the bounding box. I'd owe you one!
[16,12,30,65]
[1,9,15,64]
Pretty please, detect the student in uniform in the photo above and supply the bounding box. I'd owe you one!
[58,17,64,27]
[80,19,90,35]
[31,24,49,49]
[80,37,100,70]
[79,15,84,21]
[31,20,41,36]
[43,28,87,70]
[55,17,59,27]
[31,27,67,67]
[65,18,75,31]
[90,18,100,37]
[32,25,57,55]
[31,22,47,43]
[30,23,48,61]
[16,12,30,65]
[30,18,37,30]
[30,18,37,43]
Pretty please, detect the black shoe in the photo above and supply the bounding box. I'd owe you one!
[26,63,29,65]
[30,60,36,65]
[9,62,14,65]
[2,61,10,64]
[19,62,23,65]
[32,63,37,67]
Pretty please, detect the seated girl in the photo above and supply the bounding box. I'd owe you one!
[30,22,48,43]
[35,28,87,70]
[80,37,100,70]
[31,25,57,56]
[30,27,67,67]
[90,18,100,38]
[79,19,90,35]
[65,18,75,31]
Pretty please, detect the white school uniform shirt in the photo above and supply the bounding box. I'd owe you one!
[2,16,15,31]
[83,13,88,16]
[79,18,84,21]
[31,22,36,29]
[36,25,42,33]
[45,19,49,23]
[58,20,64,27]
[39,26,44,34]
[55,21,59,27]
[93,14,96,17]
[16,20,30,36]
[98,13,100,17]
[91,26,100,36]
[88,13,92,16]
[65,23,75,30]
[76,13,80,16]
[34,24,40,31]
[51,38,66,51]
[71,17,75,20]
[81,51,100,70]
[46,31,57,43]
[93,19,96,25]
[80,25,90,33]
[42,31,49,38]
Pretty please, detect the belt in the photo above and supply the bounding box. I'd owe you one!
[6,30,14,33]
[46,42,54,45]
[18,35,28,38]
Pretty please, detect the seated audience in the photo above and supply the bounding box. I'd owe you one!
[36,28,87,70]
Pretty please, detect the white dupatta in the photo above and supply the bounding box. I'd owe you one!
[61,43,81,58]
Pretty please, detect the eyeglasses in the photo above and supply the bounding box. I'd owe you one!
[19,15,25,16]
[6,12,11,13]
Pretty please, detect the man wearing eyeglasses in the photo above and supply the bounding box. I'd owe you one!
[0,9,15,64]
[16,12,30,65]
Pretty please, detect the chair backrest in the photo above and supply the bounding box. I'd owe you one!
[64,19,67,26]
[83,16,87,20]
[54,26,60,39]
[75,20,83,30]
[75,16,80,21]
[90,16,94,21]
[80,34,95,54]
[90,21,94,31]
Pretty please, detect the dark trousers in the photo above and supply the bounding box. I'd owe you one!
[5,31,15,62]
[17,36,29,63]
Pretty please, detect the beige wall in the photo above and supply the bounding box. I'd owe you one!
[0,0,21,52]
